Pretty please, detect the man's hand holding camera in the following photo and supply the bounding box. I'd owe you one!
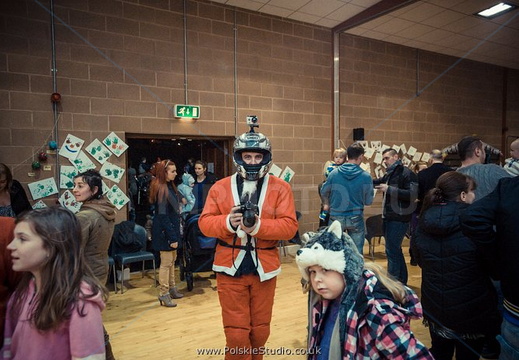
[229,205,243,229]
[229,204,259,234]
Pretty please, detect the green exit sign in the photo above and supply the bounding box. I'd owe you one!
[174,104,200,119]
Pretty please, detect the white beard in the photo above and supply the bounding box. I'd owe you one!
[241,180,258,202]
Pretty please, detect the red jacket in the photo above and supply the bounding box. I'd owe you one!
[199,174,298,281]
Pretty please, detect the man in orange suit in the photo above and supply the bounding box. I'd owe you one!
[199,127,298,360]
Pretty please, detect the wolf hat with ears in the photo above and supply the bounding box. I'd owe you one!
[296,221,365,343]
[296,220,364,286]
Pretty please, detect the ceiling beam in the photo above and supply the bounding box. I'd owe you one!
[332,0,419,33]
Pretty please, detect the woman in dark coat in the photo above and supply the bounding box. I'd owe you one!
[192,160,216,214]
[414,171,501,360]
[149,159,184,307]
[0,163,31,217]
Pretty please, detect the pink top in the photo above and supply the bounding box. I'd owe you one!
[1,279,105,360]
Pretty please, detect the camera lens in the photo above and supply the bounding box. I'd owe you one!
[243,209,256,227]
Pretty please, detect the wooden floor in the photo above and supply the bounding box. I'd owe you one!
[103,239,431,359]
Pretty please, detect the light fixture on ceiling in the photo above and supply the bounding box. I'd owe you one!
[475,2,517,18]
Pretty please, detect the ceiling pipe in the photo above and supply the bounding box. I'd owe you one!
[183,0,188,104]
[332,32,340,151]
[501,67,508,161]
[233,9,238,137]
[332,0,419,33]
[49,0,60,198]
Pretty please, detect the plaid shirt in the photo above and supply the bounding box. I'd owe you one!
[309,270,434,359]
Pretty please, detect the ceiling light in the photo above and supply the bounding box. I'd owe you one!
[476,2,517,18]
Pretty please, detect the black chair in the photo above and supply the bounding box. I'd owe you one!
[279,211,302,256]
[365,214,384,260]
[113,224,157,294]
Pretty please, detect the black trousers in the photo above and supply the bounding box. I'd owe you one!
[429,330,485,360]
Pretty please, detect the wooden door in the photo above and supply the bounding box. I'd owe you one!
[201,138,234,180]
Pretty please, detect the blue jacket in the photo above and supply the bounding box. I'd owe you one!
[320,163,373,216]
[178,173,195,214]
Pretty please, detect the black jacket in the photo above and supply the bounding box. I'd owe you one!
[461,176,519,309]
[192,172,217,214]
[415,201,501,335]
[10,180,31,215]
[151,184,181,252]
[416,163,453,212]
[373,164,418,222]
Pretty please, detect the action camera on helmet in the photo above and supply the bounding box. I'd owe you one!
[246,115,259,127]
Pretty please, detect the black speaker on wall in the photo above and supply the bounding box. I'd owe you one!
[353,128,365,141]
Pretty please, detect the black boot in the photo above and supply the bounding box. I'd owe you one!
[169,287,184,299]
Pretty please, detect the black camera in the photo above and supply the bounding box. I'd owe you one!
[239,200,259,228]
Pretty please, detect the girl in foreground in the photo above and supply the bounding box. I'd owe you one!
[296,221,433,359]
[2,207,107,360]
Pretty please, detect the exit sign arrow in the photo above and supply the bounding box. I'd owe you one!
[174,104,200,119]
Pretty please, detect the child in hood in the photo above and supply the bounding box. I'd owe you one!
[296,221,433,359]
[178,173,195,217]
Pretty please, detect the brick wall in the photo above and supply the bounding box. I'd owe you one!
[339,35,506,154]
[0,0,516,232]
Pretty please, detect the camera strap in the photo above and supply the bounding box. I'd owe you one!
[228,176,268,272]
[218,239,276,251]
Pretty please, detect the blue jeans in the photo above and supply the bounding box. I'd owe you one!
[384,220,409,284]
[498,317,519,360]
[329,215,365,255]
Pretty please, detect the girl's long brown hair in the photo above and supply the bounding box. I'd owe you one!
[421,171,476,215]
[149,159,178,204]
[10,207,107,331]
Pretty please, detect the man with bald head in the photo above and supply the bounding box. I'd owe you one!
[504,138,519,176]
